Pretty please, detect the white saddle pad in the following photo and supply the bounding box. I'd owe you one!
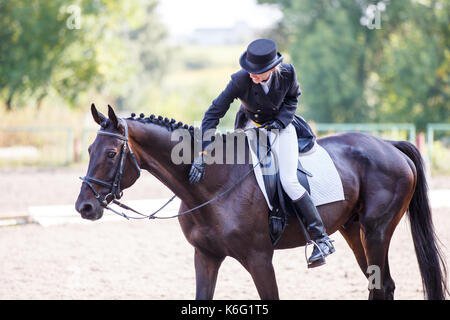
[247,138,345,210]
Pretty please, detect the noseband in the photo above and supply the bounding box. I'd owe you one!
[80,119,141,207]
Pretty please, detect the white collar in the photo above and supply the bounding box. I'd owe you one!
[260,72,273,93]
[261,72,273,86]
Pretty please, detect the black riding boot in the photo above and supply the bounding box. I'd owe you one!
[293,192,335,268]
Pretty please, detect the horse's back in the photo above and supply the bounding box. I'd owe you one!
[317,131,414,177]
[320,131,415,223]
[316,131,416,217]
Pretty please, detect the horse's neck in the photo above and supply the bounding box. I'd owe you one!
[127,121,208,203]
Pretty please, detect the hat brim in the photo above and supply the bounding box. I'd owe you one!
[239,52,283,74]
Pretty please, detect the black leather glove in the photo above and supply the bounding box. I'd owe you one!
[189,153,206,184]
[266,120,284,131]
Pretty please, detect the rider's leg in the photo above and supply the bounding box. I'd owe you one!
[292,193,335,267]
[274,124,335,267]
[272,124,305,200]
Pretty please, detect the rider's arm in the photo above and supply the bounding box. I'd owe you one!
[200,78,241,152]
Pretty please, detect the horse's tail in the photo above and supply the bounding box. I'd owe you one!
[390,140,448,300]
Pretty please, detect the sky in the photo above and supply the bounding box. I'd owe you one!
[156,0,283,36]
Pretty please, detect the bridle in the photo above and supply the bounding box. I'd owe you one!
[80,118,141,208]
[79,118,277,220]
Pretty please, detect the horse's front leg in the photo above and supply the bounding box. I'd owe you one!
[194,248,224,300]
[243,251,280,300]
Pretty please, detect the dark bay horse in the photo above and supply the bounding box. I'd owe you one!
[75,105,448,300]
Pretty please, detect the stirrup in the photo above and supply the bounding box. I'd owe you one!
[304,240,326,269]
[328,239,336,253]
[320,238,336,254]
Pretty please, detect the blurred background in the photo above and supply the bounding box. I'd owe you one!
[0,0,448,171]
[0,0,449,300]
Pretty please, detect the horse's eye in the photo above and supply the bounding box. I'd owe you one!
[107,151,116,158]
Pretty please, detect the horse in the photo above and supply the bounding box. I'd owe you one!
[75,104,448,300]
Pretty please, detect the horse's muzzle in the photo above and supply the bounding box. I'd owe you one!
[75,199,104,221]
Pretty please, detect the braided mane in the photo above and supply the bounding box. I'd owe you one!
[127,113,196,134]
[126,113,236,143]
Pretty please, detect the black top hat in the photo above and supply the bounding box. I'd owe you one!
[239,39,283,74]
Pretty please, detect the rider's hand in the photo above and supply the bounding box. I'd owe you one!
[189,152,206,184]
[266,120,284,131]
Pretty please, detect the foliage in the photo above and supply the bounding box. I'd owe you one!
[2,0,449,169]
[0,0,168,111]
[258,0,450,130]
[134,45,245,130]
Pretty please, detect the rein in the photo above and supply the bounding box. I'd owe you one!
[80,119,277,220]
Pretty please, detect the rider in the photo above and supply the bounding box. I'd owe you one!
[188,38,335,267]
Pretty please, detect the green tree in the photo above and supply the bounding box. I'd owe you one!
[114,1,171,110]
[0,0,76,110]
[259,0,450,129]
[0,0,168,111]
[374,0,450,131]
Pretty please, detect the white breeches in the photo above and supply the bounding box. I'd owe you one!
[245,121,307,201]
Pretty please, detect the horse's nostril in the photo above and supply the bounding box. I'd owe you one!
[80,203,93,215]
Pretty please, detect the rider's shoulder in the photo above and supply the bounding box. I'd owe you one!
[279,63,296,75]
[230,69,251,86]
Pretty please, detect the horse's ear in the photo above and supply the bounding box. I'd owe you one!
[108,104,120,129]
[91,103,106,125]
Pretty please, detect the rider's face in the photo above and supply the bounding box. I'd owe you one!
[249,67,275,84]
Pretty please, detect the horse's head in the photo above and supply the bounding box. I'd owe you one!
[75,104,141,220]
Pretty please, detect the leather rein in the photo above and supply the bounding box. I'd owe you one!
[80,118,276,220]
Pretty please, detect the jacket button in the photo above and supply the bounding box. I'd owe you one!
[272,107,276,111]
[255,114,259,118]
[257,109,261,112]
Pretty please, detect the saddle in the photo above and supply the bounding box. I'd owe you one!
[249,129,313,246]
